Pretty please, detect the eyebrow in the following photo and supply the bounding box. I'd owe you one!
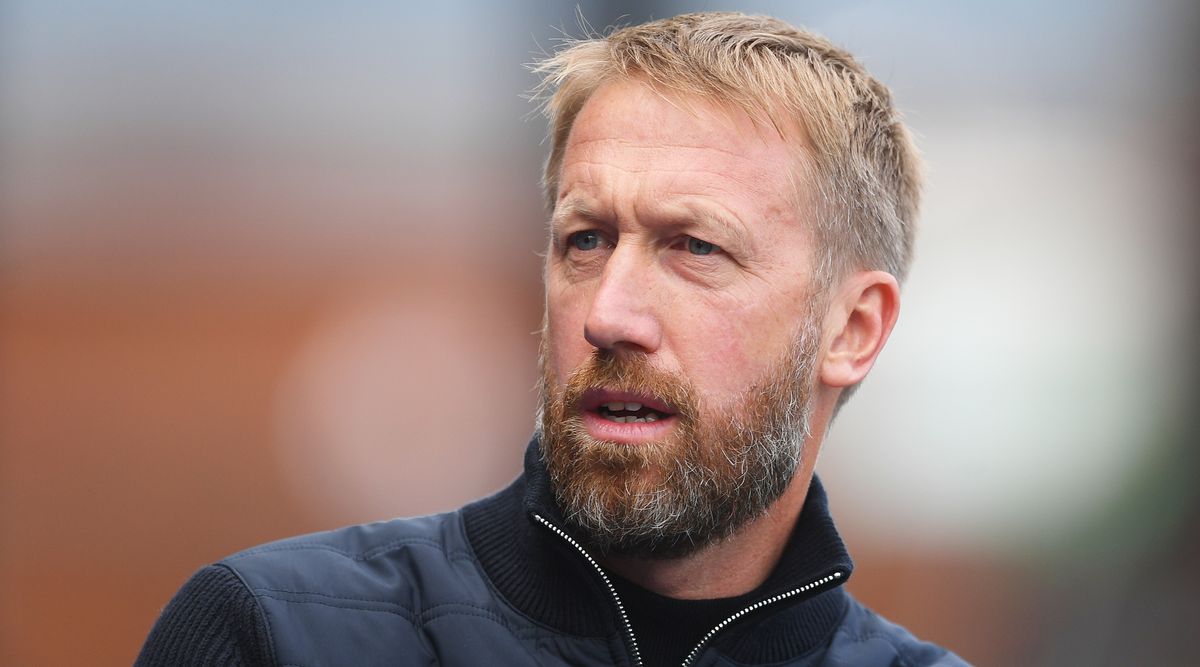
[550,198,602,230]
[662,203,754,254]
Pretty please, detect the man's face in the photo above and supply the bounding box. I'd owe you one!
[540,79,823,557]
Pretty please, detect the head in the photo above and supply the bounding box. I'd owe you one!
[535,13,921,557]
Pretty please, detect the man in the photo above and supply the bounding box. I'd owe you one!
[138,12,967,666]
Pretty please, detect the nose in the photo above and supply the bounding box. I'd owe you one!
[583,247,662,354]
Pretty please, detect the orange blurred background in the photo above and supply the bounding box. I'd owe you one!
[2,2,1197,665]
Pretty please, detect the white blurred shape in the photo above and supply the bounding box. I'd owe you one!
[821,111,1188,551]
[272,287,535,524]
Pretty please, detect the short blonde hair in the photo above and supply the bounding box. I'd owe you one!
[534,12,923,287]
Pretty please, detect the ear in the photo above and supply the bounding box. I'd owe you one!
[819,271,901,389]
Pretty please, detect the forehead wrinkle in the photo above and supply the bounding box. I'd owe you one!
[562,77,815,215]
[566,135,774,164]
[563,157,783,204]
[564,138,791,199]
[663,172,783,205]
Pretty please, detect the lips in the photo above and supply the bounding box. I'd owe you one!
[578,388,679,443]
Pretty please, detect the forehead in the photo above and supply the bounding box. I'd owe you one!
[557,78,808,226]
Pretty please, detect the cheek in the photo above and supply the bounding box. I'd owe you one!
[676,299,791,408]
[544,292,591,384]
[673,312,754,405]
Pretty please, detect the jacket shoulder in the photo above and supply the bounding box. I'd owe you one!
[213,511,500,666]
[822,595,972,667]
[220,510,479,607]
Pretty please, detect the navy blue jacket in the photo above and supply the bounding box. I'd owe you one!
[138,439,968,666]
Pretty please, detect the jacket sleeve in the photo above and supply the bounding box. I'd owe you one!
[135,564,274,667]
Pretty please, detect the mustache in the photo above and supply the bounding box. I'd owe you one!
[560,349,699,424]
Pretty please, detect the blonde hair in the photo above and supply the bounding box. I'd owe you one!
[534,12,923,287]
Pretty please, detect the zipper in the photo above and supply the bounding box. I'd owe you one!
[679,570,842,667]
[533,512,842,667]
[532,513,644,667]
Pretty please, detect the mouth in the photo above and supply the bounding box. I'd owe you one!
[577,389,679,443]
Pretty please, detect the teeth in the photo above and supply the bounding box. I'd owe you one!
[603,415,660,424]
[602,401,648,412]
[599,400,665,424]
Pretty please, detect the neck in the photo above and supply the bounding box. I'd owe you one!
[602,455,819,600]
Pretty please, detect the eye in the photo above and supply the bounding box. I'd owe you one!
[686,236,718,256]
[568,230,602,251]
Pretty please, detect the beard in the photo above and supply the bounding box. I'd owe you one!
[537,316,820,559]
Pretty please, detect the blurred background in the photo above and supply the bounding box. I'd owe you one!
[1,1,1196,664]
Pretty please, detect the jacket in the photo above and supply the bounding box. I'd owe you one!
[137,438,968,666]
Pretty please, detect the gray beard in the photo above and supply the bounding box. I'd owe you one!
[537,320,818,559]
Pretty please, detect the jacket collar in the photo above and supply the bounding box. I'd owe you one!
[462,437,854,662]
